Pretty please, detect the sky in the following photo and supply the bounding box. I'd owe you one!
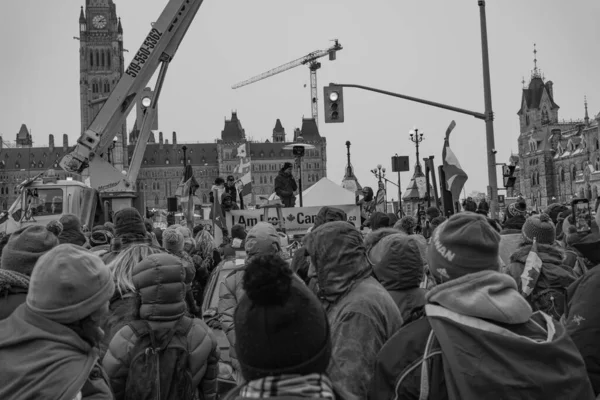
[1,0,600,198]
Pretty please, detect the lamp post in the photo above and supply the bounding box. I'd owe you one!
[409,128,424,172]
[371,165,387,212]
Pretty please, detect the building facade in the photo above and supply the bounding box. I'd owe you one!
[509,63,600,209]
[0,1,327,212]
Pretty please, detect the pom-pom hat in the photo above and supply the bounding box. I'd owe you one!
[234,254,331,381]
[522,213,556,245]
[1,222,61,276]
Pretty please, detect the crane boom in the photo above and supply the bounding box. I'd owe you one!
[232,41,342,89]
[60,0,205,181]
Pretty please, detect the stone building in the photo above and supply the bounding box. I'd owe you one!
[508,56,600,209]
[0,1,327,212]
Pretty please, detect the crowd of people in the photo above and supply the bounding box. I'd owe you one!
[1,192,600,399]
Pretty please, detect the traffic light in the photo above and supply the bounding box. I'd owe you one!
[502,164,516,188]
[323,85,344,123]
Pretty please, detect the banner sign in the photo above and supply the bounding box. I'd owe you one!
[226,204,360,233]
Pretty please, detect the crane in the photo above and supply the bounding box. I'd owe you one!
[232,40,342,125]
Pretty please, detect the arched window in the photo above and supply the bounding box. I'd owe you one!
[269,175,273,184]
[595,157,600,171]
[560,168,565,182]
[107,49,111,68]
[101,51,105,67]
[596,139,600,150]
[572,165,577,181]
[95,50,100,68]
[526,114,530,126]
[156,182,160,191]
[594,186,599,199]
[536,171,540,186]
[90,51,94,67]
[155,196,159,206]
[104,81,110,92]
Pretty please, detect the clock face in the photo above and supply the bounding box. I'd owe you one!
[92,15,107,29]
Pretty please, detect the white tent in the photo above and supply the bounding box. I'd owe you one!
[268,177,356,207]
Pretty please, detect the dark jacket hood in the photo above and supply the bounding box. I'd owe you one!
[502,214,526,232]
[509,242,564,266]
[372,234,424,291]
[305,221,370,304]
[368,212,391,230]
[314,206,347,229]
[364,228,400,252]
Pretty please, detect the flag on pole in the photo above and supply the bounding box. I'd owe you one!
[442,120,468,201]
[375,188,386,213]
[233,143,252,197]
[212,188,228,245]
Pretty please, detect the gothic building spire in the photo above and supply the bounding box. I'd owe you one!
[531,43,543,80]
[79,6,86,23]
[585,95,590,126]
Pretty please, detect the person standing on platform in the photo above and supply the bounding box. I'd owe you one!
[274,162,298,208]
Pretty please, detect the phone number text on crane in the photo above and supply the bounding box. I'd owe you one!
[125,28,163,78]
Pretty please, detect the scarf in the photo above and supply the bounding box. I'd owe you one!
[0,269,30,294]
[240,373,335,399]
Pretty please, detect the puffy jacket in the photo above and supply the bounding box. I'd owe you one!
[0,269,29,321]
[218,261,245,380]
[0,305,113,400]
[565,265,600,396]
[305,222,403,400]
[274,169,297,207]
[369,233,426,323]
[371,271,594,400]
[102,253,220,400]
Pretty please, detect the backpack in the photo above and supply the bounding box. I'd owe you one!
[124,316,196,400]
[527,286,567,320]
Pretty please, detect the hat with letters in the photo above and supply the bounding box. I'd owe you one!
[427,212,501,283]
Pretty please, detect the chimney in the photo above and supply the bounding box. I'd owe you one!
[165,139,169,145]
[63,134,68,152]
[172,131,177,145]
[159,131,163,149]
[49,134,55,152]
[0,136,3,152]
[546,80,554,98]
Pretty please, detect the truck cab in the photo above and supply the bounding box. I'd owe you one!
[0,176,105,235]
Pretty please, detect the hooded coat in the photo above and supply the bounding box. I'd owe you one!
[102,254,219,400]
[274,168,298,208]
[564,264,600,396]
[370,234,427,323]
[368,211,391,230]
[0,305,113,400]
[501,214,527,234]
[371,271,594,400]
[0,269,29,321]
[305,222,403,400]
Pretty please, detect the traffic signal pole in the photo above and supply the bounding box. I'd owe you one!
[330,1,499,219]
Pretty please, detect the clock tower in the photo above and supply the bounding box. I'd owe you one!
[79,0,127,171]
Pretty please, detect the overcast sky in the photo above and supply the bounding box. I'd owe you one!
[1,0,599,198]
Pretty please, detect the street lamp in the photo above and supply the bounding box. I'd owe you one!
[409,127,424,172]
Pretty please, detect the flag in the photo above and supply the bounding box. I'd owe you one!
[212,188,228,246]
[375,188,386,212]
[233,143,252,196]
[520,239,542,297]
[442,120,468,200]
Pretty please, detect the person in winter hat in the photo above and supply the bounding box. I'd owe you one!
[222,254,339,400]
[102,207,157,264]
[305,221,402,400]
[369,233,427,324]
[219,222,283,383]
[58,213,87,246]
[501,197,528,232]
[89,226,113,257]
[0,244,115,400]
[357,187,375,228]
[274,162,298,208]
[0,222,61,320]
[230,224,247,251]
[103,253,219,400]
[477,198,490,216]
[462,196,477,212]
[505,213,575,319]
[371,212,594,400]
[176,225,196,253]
[394,215,417,235]
[545,203,569,225]
[368,211,391,231]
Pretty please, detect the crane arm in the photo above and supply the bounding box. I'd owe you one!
[60,0,205,176]
[232,41,342,89]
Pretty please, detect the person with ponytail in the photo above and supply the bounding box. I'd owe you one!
[223,253,342,400]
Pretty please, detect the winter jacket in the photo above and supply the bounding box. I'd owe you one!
[305,222,403,400]
[218,260,245,381]
[357,187,375,226]
[0,269,29,321]
[501,214,526,233]
[506,243,576,316]
[102,254,220,400]
[98,293,137,360]
[565,265,600,396]
[225,184,238,204]
[369,233,426,323]
[371,271,595,400]
[209,194,240,220]
[274,169,298,207]
[368,211,392,230]
[0,304,113,400]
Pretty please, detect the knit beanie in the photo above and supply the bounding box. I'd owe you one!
[60,214,82,232]
[114,207,146,237]
[231,224,247,240]
[26,244,114,324]
[507,198,528,218]
[428,212,501,283]
[245,222,281,257]
[163,228,184,253]
[103,222,116,236]
[394,216,417,233]
[89,230,113,247]
[426,207,441,220]
[176,226,195,251]
[235,254,331,381]
[283,162,293,170]
[1,223,61,276]
[369,212,391,231]
[521,213,556,245]
[544,203,568,224]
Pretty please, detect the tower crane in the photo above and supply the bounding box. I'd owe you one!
[232,40,342,125]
